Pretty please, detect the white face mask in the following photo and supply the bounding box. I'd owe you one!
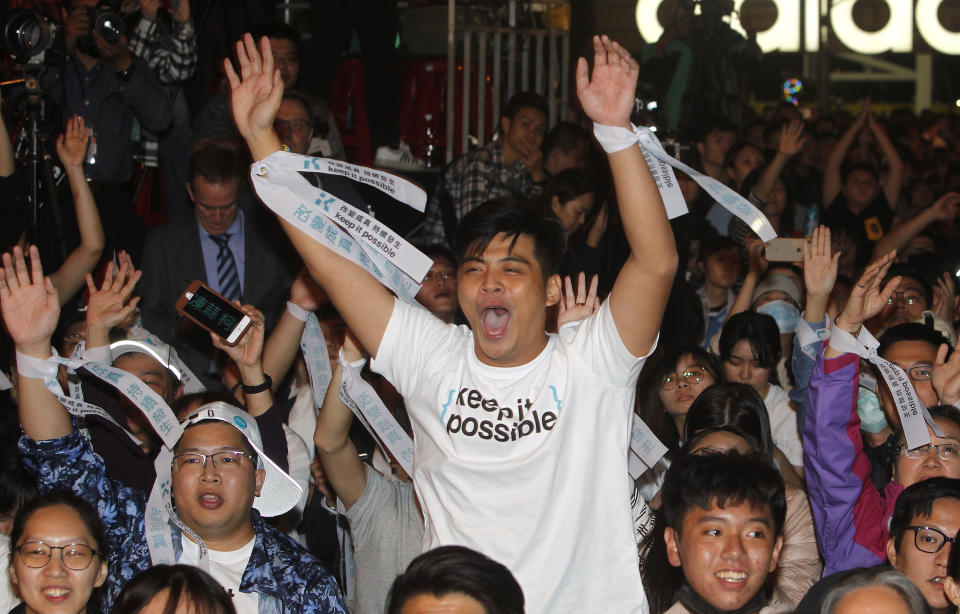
[756,300,800,334]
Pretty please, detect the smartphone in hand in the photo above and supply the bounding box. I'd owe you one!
[175,281,251,346]
[765,238,804,262]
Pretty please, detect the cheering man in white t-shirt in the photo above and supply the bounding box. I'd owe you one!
[227,33,677,614]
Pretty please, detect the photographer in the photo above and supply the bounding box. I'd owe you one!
[42,0,173,255]
[125,0,198,221]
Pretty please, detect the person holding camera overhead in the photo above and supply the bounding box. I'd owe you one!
[40,0,173,260]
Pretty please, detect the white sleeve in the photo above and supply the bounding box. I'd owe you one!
[370,300,460,398]
[566,300,656,388]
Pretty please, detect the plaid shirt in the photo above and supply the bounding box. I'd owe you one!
[20,428,346,614]
[128,16,198,84]
[421,141,542,246]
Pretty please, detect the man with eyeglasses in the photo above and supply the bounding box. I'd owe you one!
[871,266,933,332]
[2,246,346,612]
[797,478,960,614]
[139,142,294,389]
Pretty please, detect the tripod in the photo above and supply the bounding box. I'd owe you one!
[13,72,68,261]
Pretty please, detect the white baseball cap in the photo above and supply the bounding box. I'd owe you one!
[181,402,302,517]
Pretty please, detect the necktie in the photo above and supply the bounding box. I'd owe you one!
[210,233,242,303]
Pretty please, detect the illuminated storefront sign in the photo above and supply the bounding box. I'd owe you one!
[635,0,960,54]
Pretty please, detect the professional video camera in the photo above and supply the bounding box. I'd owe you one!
[0,9,59,68]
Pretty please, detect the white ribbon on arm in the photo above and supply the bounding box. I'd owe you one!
[336,351,415,478]
[250,152,432,304]
[593,123,777,241]
[828,326,945,450]
[298,313,415,480]
[15,350,208,570]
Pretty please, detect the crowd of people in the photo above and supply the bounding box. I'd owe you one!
[0,1,958,614]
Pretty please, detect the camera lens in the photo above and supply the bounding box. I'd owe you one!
[95,12,124,45]
[0,10,53,59]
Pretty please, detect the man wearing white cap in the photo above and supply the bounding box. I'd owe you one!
[0,246,346,613]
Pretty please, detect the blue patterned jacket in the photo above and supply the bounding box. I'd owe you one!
[20,429,346,614]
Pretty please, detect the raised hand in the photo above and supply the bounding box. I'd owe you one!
[928,192,960,222]
[138,0,161,20]
[779,119,805,157]
[0,246,60,356]
[289,268,326,311]
[575,35,638,129]
[557,272,600,327]
[212,304,266,369]
[933,343,960,407]
[803,226,840,299]
[931,271,959,324]
[834,251,898,334]
[85,260,142,331]
[172,0,191,23]
[56,116,91,170]
[224,34,283,146]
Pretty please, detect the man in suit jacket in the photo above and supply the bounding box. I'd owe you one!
[139,142,294,389]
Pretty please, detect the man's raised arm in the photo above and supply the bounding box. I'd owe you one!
[576,36,677,357]
[225,34,394,358]
[0,246,72,440]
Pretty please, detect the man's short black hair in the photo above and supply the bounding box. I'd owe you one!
[878,322,950,359]
[719,311,782,371]
[456,198,566,278]
[250,23,302,55]
[281,92,312,119]
[696,118,738,144]
[542,121,589,156]
[188,143,245,188]
[386,545,524,614]
[502,91,548,121]
[661,451,786,537]
[889,477,960,553]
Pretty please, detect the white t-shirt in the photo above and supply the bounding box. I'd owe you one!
[371,300,651,614]
[765,383,802,467]
[181,535,259,614]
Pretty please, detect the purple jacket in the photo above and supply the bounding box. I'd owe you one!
[804,351,902,576]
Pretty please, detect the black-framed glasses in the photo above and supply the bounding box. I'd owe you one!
[14,541,100,570]
[172,451,255,472]
[896,442,960,462]
[660,368,708,390]
[906,526,960,554]
[901,365,933,381]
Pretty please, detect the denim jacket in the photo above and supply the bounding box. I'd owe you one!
[19,429,346,614]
